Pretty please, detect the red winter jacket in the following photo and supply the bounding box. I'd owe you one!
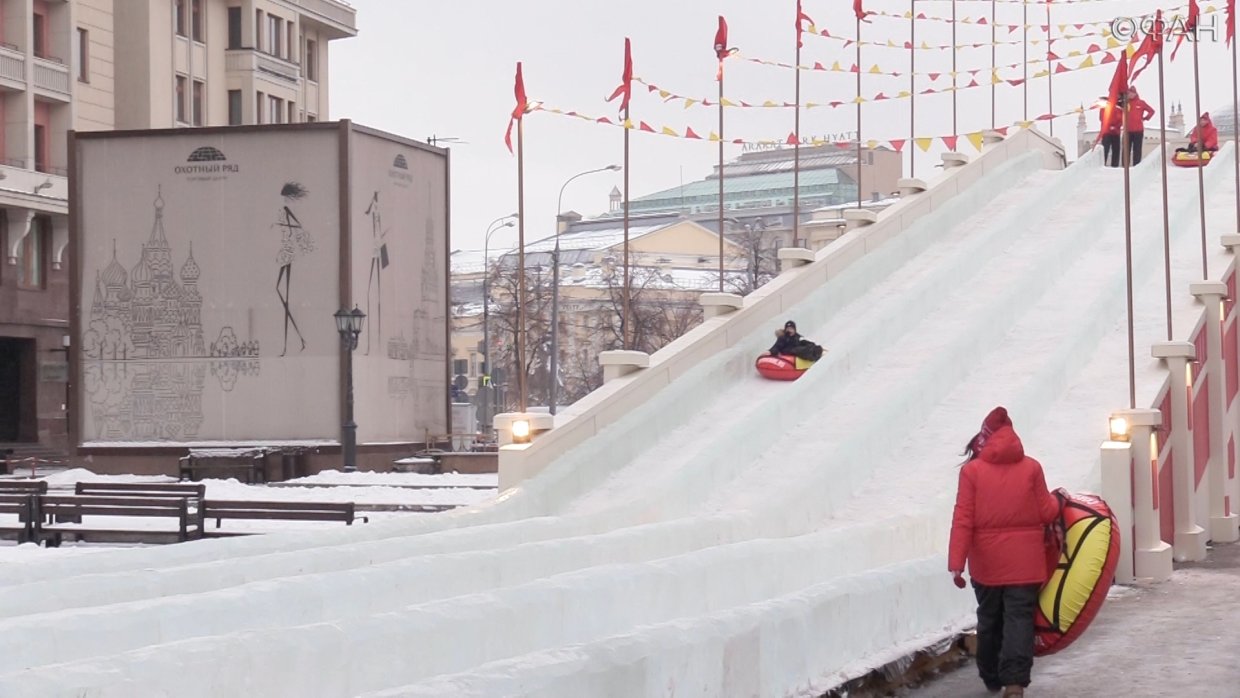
[948,426,1061,586]
[1099,107,1122,136]
[1124,97,1154,133]
[1190,117,1220,151]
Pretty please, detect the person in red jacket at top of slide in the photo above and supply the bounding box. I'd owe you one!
[1179,112,1220,154]
[1122,87,1154,166]
[949,407,1063,698]
[1099,99,1123,168]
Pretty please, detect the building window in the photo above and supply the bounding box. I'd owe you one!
[77,28,89,82]
[287,101,295,123]
[227,7,242,48]
[306,113,316,123]
[32,11,46,58]
[191,0,204,42]
[17,220,47,290]
[255,10,263,50]
[267,15,282,57]
[33,124,47,173]
[228,89,242,125]
[255,90,264,123]
[192,80,204,126]
[287,23,296,63]
[268,95,282,123]
[174,0,187,37]
[453,359,468,376]
[305,39,318,81]
[175,75,187,123]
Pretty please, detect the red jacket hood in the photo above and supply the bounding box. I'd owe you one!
[979,425,1025,465]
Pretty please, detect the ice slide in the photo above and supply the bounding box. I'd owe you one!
[2,136,1235,697]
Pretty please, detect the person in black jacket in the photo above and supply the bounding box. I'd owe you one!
[762,321,823,361]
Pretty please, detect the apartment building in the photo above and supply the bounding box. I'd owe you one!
[0,0,355,458]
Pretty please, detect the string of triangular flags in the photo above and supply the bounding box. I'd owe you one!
[736,39,1123,81]
[635,49,1119,111]
[857,1,1197,32]
[531,101,1099,149]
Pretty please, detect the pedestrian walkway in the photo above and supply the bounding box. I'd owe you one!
[903,542,1240,697]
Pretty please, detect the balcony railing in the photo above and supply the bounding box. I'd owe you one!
[0,44,24,84]
[32,57,69,98]
[225,48,300,85]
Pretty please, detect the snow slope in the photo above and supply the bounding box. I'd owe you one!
[0,143,1233,697]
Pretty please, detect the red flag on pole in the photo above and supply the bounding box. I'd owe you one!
[853,0,871,22]
[1129,10,1163,81]
[1095,50,1129,146]
[714,15,735,80]
[504,62,528,154]
[797,0,816,48]
[1171,0,1200,62]
[606,38,633,112]
[1227,0,1236,47]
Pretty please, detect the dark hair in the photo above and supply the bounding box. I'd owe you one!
[960,434,981,466]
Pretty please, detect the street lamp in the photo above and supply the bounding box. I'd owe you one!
[482,213,518,435]
[550,164,621,415]
[334,305,365,473]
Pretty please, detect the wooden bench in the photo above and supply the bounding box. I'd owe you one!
[75,481,206,499]
[200,500,368,536]
[0,480,49,495]
[39,496,202,546]
[0,494,40,543]
[179,448,270,484]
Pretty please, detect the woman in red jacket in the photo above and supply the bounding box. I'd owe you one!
[1123,88,1154,166]
[949,407,1061,698]
[1179,113,1220,154]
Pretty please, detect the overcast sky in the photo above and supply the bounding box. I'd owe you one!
[329,0,1233,254]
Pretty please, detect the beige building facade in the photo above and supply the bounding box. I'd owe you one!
[0,0,354,459]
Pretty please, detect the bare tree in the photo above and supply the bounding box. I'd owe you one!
[486,260,555,412]
[722,222,779,296]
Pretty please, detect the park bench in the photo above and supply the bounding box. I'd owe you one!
[200,500,368,536]
[75,481,205,499]
[39,495,202,546]
[0,494,40,543]
[179,448,270,484]
[0,480,49,495]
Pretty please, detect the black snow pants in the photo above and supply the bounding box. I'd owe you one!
[1101,133,1121,168]
[972,581,1040,690]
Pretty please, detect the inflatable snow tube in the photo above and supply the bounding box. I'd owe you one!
[755,354,810,381]
[1172,150,1213,168]
[1033,492,1120,657]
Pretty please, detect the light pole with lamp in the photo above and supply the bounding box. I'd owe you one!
[550,165,621,415]
[482,213,517,435]
[334,305,365,472]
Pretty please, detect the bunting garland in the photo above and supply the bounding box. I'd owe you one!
[852,1,1205,32]
[530,101,1098,149]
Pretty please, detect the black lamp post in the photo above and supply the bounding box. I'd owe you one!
[335,305,365,472]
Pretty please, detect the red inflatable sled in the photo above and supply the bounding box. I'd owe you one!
[1171,150,1214,168]
[1033,491,1120,657]
[755,354,813,381]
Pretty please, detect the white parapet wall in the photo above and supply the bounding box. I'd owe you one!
[500,128,1066,490]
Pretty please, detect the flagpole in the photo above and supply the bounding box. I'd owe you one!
[794,6,802,247]
[516,116,528,414]
[1122,108,1136,409]
[1193,31,1209,279]
[910,2,916,178]
[991,0,997,129]
[1158,18,1173,340]
[1232,13,1240,252]
[1023,0,1029,122]
[857,13,863,209]
[951,0,958,137]
[1046,0,1054,138]
[622,100,632,350]
[718,67,725,292]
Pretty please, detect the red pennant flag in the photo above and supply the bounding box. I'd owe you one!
[787,132,799,145]
[943,135,959,151]
[504,62,528,154]
[853,0,871,22]
[596,117,613,125]
[1101,53,1116,64]
[996,127,1010,136]
[797,0,816,48]
[1007,79,1026,87]
[928,72,942,81]
[638,121,655,132]
[1129,10,1163,81]
[1096,50,1129,146]
[1172,0,1200,62]
[1228,0,1236,48]
[813,61,826,71]
[714,15,736,80]
[889,138,907,152]
[606,38,634,113]
[1055,63,1071,74]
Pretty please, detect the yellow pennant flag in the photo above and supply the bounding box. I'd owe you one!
[721,98,737,107]
[1019,121,1034,129]
[920,41,931,50]
[967,132,986,151]
[709,131,721,142]
[866,140,879,150]
[1105,36,1121,49]
[1067,50,1082,57]
[915,137,934,153]
[810,137,826,146]
[832,61,843,72]
[1079,56,1095,68]
[897,91,911,98]
[658,90,671,99]
[853,96,866,104]
[869,64,883,74]
[1034,69,1050,78]
[992,71,1003,85]
[661,126,679,137]
[623,118,634,129]
[764,100,779,107]
[684,99,698,109]
[806,101,820,109]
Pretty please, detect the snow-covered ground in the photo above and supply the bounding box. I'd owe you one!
[0,144,1229,697]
